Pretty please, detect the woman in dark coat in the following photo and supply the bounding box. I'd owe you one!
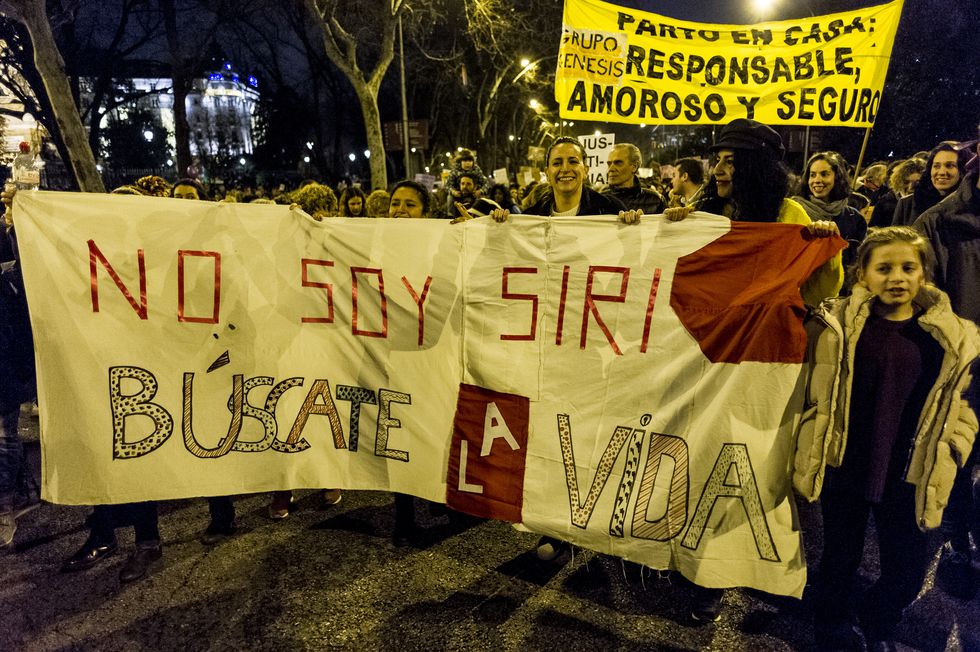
[892,143,969,226]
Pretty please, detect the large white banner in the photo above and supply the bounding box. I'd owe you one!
[15,191,842,597]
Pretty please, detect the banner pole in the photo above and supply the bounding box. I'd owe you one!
[802,126,811,169]
[852,126,873,189]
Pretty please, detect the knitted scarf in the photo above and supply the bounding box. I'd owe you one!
[792,195,848,221]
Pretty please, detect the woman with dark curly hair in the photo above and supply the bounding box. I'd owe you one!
[339,186,367,217]
[793,151,868,275]
[663,119,843,307]
[892,143,969,226]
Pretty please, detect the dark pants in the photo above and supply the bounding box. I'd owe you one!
[815,473,929,640]
[89,502,160,545]
[207,495,236,529]
[0,408,22,507]
[942,364,980,552]
[393,493,415,534]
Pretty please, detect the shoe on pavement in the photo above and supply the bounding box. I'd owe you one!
[267,491,292,520]
[392,525,421,549]
[119,543,163,582]
[320,489,342,508]
[536,536,565,561]
[936,541,977,600]
[200,521,238,545]
[0,510,15,548]
[13,498,40,520]
[691,587,724,623]
[61,537,119,572]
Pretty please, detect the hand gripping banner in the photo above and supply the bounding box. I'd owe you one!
[555,0,904,126]
[15,192,843,596]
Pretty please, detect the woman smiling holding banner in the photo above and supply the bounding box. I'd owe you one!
[491,136,638,561]
[492,136,627,220]
[793,151,867,286]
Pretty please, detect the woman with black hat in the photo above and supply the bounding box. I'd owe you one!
[626,119,844,624]
[654,118,843,307]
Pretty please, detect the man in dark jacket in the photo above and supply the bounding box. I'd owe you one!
[601,143,664,214]
[0,225,36,549]
[914,131,980,600]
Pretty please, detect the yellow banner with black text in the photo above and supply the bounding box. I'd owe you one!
[556,0,903,126]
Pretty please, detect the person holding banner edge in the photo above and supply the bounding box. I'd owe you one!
[490,136,630,221]
[491,136,639,561]
[624,118,843,623]
[792,151,868,286]
[651,118,844,308]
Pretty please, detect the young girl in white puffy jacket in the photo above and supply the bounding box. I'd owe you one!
[793,226,980,651]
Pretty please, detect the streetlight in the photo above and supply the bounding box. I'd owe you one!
[348,153,356,162]
[303,156,310,163]
[363,149,371,159]
[750,0,777,13]
[143,130,154,142]
[529,98,540,110]
[512,55,558,84]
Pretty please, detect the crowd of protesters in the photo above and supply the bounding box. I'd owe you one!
[2,117,979,652]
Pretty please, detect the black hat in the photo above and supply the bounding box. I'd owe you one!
[709,119,785,159]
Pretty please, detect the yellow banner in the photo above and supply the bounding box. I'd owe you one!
[555,0,904,127]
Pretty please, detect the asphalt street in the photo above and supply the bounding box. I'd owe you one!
[2,409,977,651]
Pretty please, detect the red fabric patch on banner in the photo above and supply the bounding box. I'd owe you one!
[446,384,529,522]
[670,222,844,363]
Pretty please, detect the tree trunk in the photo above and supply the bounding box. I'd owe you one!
[161,0,192,178]
[305,0,401,191]
[353,83,386,189]
[5,0,105,193]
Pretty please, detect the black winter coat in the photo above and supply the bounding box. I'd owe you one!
[525,186,626,216]
[0,229,36,413]
[914,173,980,325]
[600,176,665,214]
